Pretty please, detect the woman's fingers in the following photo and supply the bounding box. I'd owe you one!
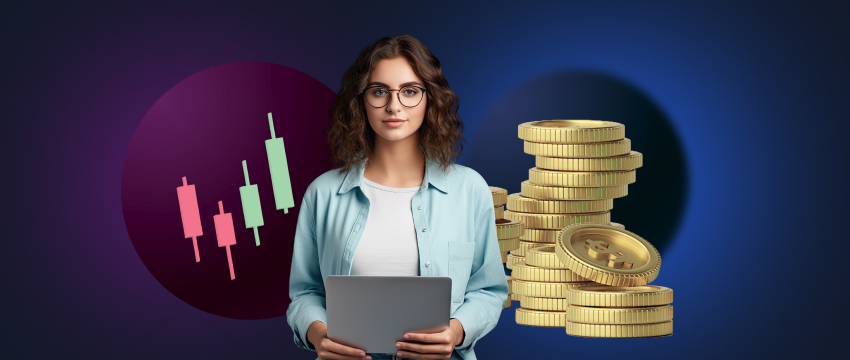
[318,338,370,360]
[401,331,454,345]
[396,341,453,355]
[396,336,454,360]
[318,351,370,360]
[395,349,452,360]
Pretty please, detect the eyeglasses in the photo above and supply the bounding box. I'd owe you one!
[361,85,427,108]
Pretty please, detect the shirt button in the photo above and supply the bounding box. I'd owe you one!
[421,228,427,232]
[417,206,422,210]
[425,261,431,267]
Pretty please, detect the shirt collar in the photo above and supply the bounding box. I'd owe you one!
[337,152,450,195]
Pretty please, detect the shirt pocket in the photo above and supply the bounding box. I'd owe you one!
[448,241,476,303]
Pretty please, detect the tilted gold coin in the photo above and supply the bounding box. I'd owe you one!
[567,284,673,307]
[494,205,504,220]
[506,275,513,294]
[509,240,546,257]
[518,120,625,144]
[511,261,587,282]
[610,222,625,229]
[556,223,661,287]
[499,237,520,252]
[505,210,610,230]
[500,250,508,263]
[495,218,525,240]
[516,308,567,327]
[524,139,631,158]
[507,193,613,214]
[521,180,628,200]
[489,186,507,206]
[516,294,570,311]
[504,294,511,309]
[566,321,672,338]
[506,254,524,269]
[525,246,568,269]
[566,304,673,324]
[536,151,643,171]
[512,279,597,299]
[528,168,636,187]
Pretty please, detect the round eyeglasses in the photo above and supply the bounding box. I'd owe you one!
[362,85,427,108]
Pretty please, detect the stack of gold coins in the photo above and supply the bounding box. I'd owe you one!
[504,275,513,309]
[556,222,672,337]
[512,245,597,327]
[508,120,643,245]
[491,186,507,221]
[492,186,522,263]
[565,284,673,338]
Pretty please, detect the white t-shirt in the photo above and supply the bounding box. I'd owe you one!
[349,177,421,276]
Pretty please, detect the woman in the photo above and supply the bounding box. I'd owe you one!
[286,34,508,360]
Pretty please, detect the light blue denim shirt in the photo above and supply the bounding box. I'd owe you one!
[286,157,509,360]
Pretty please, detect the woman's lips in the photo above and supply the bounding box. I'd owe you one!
[383,120,406,128]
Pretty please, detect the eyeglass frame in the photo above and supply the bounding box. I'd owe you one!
[360,85,428,108]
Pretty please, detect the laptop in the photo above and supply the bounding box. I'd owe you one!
[325,275,452,354]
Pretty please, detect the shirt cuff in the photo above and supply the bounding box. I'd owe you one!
[451,303,489,350]
[288,299,328,351]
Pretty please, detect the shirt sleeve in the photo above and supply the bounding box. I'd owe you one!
[285,192,327,351]
[450,183,510,352]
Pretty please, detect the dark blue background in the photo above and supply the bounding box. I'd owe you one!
[4,1,848,358]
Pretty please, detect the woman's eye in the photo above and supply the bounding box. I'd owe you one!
[402,88,419,96]
[373,89,387,96]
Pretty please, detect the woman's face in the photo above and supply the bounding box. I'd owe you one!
[364,57,427,143]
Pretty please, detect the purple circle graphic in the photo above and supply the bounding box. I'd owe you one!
[121,62,335,319]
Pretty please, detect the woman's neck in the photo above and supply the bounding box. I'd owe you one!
[363,133,426,188]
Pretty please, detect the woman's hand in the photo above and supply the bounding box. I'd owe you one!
[307,321,371,360]
[394,319,464,359]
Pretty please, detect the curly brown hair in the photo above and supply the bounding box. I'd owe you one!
[324,34,466,175]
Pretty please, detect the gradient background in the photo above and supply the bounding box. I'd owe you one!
[4,1,848,358]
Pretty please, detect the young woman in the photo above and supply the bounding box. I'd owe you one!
[286,34,508,360]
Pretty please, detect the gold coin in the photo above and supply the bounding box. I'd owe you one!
[525,246,568,269]
[507,193,613,214]
[504,294,511,309]
[515,308,567,327]
[567,284,673,307]
[520,229,559,243]
[499,237,520,252]
[521,180,628,200]
[516,294,570,311]
[505,210,610,230]
[518,120,625,144]
[512,279,597,298]
[489,186,507,206]
[610,222,625,229]
[495,218,525,239]
[506,254,524,269]
[566,304,673,324]
[565,321,672,338]
[556,223,661,287]
[536,151,643,171]
[494,205,504,220]
[524,139,631,158]
[500,250,508,263]
[509,240,546,257]
[506,275,513,294]
[529,167,636,187]
[511,261,587,282]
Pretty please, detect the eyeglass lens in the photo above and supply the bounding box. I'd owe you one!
[364,87,424,107]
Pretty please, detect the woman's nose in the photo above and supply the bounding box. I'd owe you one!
[386,95,402,114]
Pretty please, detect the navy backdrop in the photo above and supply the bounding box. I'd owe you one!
[4,1,848,358]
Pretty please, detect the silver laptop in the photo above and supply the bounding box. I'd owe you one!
[326,275,452,354]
